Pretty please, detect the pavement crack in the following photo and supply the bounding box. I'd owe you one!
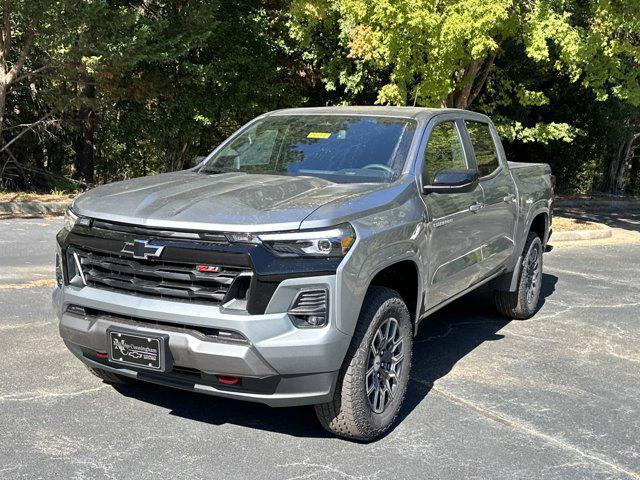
[0,465,19,474]
[581,302,640,309]
[0,385,108,402]
[545,266,638,288]
[532,305,574,320]
[417,381,640,480]
[277,460,381,480]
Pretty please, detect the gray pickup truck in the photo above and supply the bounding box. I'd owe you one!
[53,106,553,440]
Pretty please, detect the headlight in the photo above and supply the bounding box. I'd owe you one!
[64,209,78,231]
[258,224,356,258]
[64,208,90,231]
[55,253,64,287]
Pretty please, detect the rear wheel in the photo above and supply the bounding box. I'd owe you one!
[315,286,413,441]
[495,231,543,319]
[86,366,132,385]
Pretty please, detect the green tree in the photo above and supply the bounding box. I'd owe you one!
[2,0,638,195]
[0,0,56,183]
[62,0,303,183]
[289,0,639,135]
[1,0,303,188]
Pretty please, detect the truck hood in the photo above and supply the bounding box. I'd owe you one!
[72,171,388,232]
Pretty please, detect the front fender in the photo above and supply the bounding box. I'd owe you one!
[334,201,425,338]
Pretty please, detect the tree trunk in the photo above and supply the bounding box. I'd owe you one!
[0,81,6,143]
[74,82,96,184]
[443,54,494,109]
[629,150,640,195]
[0,81,8,186]
[603,132,640,194]
[444,59,482,109]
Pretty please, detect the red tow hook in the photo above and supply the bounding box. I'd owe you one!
[96,351,108,359]
[217,375,240,385]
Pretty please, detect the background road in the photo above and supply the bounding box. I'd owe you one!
[1,217,639,479]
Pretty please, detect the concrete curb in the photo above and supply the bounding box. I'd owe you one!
[552,225,613,242]
[0,200,71,217]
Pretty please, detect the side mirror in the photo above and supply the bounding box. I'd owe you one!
[422,169,479,194]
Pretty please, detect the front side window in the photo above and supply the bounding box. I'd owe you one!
[200,115,417,184]
[466,121,500,177]
[423,121,466,184]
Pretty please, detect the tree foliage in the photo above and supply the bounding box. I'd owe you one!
[289,0,639,141]
[0,0,638,194]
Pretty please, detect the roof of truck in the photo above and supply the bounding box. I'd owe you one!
[268,106,471,120]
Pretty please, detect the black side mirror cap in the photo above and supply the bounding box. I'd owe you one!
[422,169,480,194]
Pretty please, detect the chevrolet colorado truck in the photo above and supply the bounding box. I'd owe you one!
[53,106,553,441]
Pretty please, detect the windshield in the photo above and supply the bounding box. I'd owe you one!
[199,115,417,183]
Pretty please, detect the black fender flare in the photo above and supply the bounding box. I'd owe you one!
[498,207,549,292]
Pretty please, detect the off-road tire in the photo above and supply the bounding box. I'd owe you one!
[495,231,543,319]
[86,366,132,385]
[315,286,413,441]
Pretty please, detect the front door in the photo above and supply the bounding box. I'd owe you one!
[463,120,518,277]
[420,119,486,309]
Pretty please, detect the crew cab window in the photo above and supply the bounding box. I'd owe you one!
[466,121,500,177]
[423,121,466,184]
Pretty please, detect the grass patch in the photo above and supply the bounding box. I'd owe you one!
[553,216,605,231]
[0,192,72,203]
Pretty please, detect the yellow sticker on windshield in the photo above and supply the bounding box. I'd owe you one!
[307,132,331,139]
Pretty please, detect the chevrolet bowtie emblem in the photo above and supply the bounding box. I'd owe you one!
[121,239,165,260]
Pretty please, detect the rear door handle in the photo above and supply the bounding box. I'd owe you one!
[469,202,484,212]
[503,193,516,203]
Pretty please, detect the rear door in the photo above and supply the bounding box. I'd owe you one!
[419,117,486,309]
[463,119,517,277]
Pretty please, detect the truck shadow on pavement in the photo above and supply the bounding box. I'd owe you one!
[112,274,558,441]
[398,273,557,429]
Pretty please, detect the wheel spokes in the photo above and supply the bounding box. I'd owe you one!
[525,243,542,305]
[366,317,404,414]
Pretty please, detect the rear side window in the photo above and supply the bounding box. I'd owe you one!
[466,121,500,177]
[423,121,466,184]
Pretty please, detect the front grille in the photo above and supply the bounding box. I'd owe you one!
[69,247,251,305]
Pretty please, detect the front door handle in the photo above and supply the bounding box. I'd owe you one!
[503,193,516,203]
[469,202,484,212]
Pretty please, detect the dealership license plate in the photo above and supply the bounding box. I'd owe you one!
[108,330,165,371]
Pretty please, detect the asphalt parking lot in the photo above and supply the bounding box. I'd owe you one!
[1,217,639,479]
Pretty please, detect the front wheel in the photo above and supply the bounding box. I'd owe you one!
[315,286,413,441]
[495,231,543,319]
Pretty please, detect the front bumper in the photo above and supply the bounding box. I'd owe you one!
[53,274,349,407]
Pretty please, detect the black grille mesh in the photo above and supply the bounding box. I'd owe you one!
[69,247,250,305]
